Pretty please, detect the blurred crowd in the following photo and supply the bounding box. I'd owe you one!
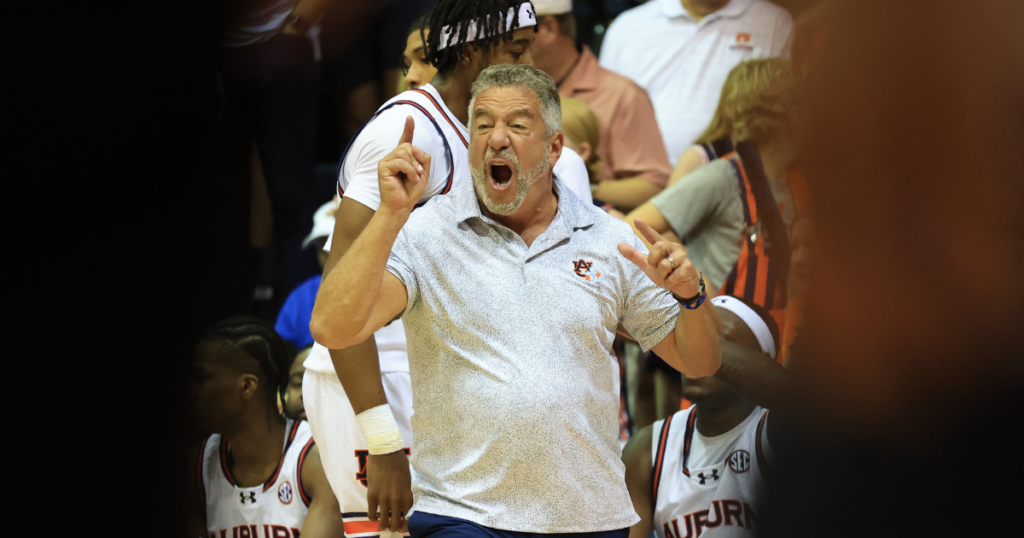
[181,0,1023,537]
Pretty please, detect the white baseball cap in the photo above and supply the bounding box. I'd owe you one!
[302,200,338,249]
[531,0,572,16]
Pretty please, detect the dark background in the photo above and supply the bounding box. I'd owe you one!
[24,0,1022,534]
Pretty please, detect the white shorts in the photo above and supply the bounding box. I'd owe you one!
[303,367,414,538]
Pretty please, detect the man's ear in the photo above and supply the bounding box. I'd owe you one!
[548,130,564,169]
[461,43,478,65]
[239,374,259,401]
[540,15,559,37]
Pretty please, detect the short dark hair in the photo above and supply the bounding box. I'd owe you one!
[408,13,431,39]
[203,316,291,407]
[425,0,537,78]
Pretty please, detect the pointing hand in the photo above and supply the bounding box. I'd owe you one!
[618,219,701,298]
[378,115,432,216]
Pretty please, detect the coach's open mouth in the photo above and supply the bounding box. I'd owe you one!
[487,159,514,190]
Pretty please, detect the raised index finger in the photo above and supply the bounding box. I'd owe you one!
[397,115,415,145]
[634,219,666,247]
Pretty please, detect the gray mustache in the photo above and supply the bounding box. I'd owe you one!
[484,148,519,166]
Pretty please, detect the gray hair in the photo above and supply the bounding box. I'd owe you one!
[469,64,562,140]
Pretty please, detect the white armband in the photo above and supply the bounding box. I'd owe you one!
[356,404,405,455]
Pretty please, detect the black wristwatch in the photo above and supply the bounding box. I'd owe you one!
[285,13,311,35]
[672,273,707,310]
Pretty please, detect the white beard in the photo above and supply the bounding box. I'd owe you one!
[470,147,550,216]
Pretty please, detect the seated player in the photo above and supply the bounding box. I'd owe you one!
[186,316,344,538]
[622,296,782,538]
[284,345,312,422]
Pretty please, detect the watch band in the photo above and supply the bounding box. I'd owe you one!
[673,273,707,310]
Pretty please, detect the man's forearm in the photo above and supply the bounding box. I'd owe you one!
[595,177,664,212]
[330,340,388,414]
[671,302,723,377]
[716,340,808,452]
[716,340,799,412]
[312,209,406,346]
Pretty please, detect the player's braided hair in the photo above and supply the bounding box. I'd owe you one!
[425,0,536,78]
[204,316,291,408]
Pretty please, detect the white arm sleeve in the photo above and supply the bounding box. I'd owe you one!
[553,147,594,205]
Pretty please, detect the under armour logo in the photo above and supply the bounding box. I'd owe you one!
[239,491,256,504]
[696,470,720,484]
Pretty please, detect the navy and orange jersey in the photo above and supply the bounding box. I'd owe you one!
[716,144,812,340]
[197,419,315,538]
[694,136,735,165]
[651,407,772,538]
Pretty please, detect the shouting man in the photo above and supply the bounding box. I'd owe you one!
[302,2,592,535]
[311,64,722,537]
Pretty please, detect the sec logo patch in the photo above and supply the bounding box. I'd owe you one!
[278,481,293,504]
[728,449,751,473]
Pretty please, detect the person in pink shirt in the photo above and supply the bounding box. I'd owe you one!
[530,0,671,211]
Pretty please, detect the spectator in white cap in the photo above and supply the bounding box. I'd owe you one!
[600,0,793,166]
[274,199,337,350]
[531,0,672,211]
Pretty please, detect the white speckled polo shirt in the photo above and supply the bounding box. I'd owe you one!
[385,176,679,533]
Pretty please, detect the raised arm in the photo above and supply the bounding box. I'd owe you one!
[716,339,803,451]
[619,220,723,377]
[310,116,430,349]
[308,116,429,532]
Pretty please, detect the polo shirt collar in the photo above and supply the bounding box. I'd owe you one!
[561,45,600,92]
[454,173,594,231]
[660,0,754,21]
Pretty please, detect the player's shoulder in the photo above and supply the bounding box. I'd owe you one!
[659,406,696,440]
[294,418,313,440]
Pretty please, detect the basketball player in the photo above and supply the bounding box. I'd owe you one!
[186,317,344,538]
[302,1,592,535]
[401,15,436,91]
[622,296,783,538]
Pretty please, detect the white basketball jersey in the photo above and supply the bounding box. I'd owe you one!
[652,406,772,538]
[199,420,316,538]
[306,84,469,376]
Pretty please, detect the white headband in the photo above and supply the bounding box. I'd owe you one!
[436,2,538,51]
[711,296,777,359]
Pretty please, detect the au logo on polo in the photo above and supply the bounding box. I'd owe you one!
[572,259,601,281]
[731,32,754,51]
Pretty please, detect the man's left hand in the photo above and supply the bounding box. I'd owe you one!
[618,219,701,299]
